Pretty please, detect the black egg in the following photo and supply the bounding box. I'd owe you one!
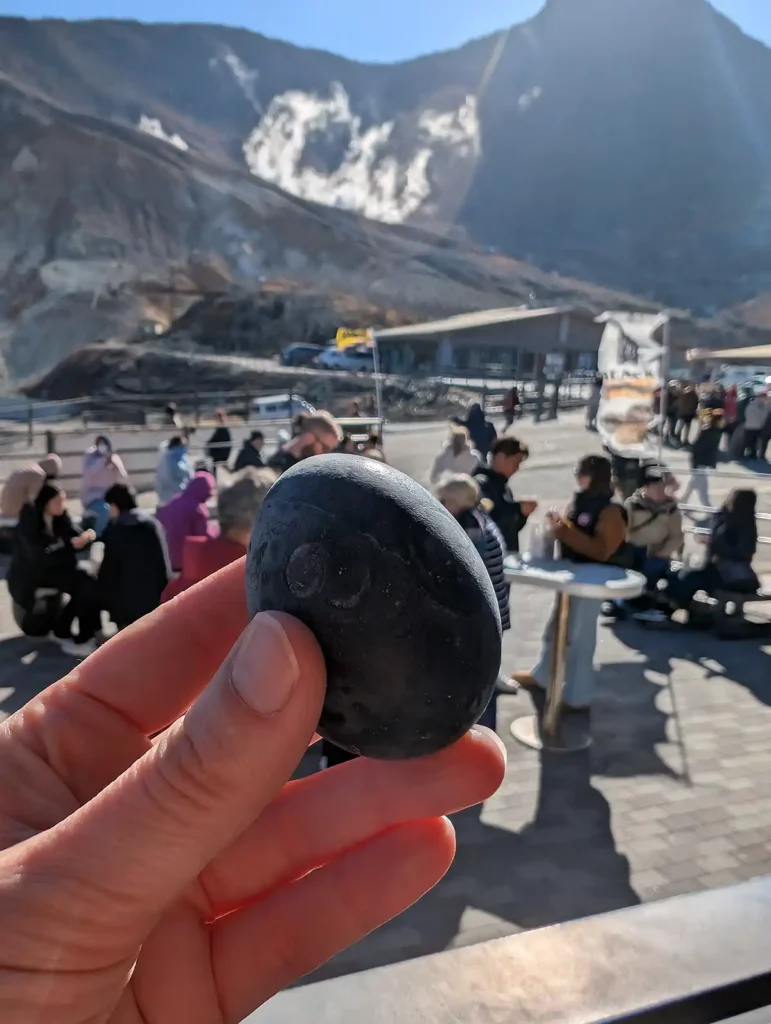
[245,454,502,760]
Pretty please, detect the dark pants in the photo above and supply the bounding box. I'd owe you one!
[677,415,695,444]
[321,740,357,768]
[744,429,762,459]
[668,564,756,610]
[53,570,101,642]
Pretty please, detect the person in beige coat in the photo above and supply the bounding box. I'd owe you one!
[0,455,62,519]
[625,468,684,560]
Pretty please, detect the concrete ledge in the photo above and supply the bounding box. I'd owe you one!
[247,878,771,1023]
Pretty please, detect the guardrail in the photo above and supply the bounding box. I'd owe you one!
[250,877,771,1023]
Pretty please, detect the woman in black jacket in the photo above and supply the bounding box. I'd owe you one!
[99,484,171,630]
[205,410,232,475]
[669,489,759,610]
[680,410,723,510]
[7,483,100,655]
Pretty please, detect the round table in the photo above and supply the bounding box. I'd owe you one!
[503,557,646,753]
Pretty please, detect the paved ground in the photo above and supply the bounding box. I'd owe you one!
[2,411,771,990]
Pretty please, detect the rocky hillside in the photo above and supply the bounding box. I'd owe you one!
[0,68,648,384]
[3,0,771,314]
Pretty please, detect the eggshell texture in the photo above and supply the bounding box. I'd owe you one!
[245,454,502,760]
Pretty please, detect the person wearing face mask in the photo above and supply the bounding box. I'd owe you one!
[80,435,129,537]
[268,411,342,476]
[429,425,481,483]
[513,455,628,712]
[8,482,100,655]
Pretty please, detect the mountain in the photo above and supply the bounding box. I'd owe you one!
[1,0,770,382]
[0,55,648,384]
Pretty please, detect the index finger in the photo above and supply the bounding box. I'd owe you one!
[68,558,249,734]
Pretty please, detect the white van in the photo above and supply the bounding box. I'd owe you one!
[250,394,316,419]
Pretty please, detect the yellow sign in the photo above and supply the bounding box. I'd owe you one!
[336,328,372,350]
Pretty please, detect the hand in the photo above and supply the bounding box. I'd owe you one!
[520,500,538,518]
[71,529,96,550]
[0,559,505,1023]
[545,509,560,527]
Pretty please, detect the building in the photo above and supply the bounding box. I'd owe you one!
[372,306,606,379]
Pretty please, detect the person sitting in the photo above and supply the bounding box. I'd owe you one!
[233,430,265,470]
[80,435,129,537]
[474,436,536,554]
[7,483,99,657]
[162,468,276,600]
[668,490,759,615]
[462,403,497,460]
[514,455,627,712]
[604,468,684,619]
[156,471,216,573]
[268,412,341,475]
[155,435,193,506]
[429,425,481,483]
[98,484,171,630]
[0,454,61,519]
[206,410,232,476]
[435,473,509,733]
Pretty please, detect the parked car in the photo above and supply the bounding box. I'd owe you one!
[281,343,325,367]
[251,394,316,419]
[317,345,375,372]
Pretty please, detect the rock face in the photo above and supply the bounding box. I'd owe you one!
[3,0,771,316]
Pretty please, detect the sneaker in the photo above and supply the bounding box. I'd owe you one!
[59,637,98,659]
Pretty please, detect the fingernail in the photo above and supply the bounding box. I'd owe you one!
[231,613,300,715]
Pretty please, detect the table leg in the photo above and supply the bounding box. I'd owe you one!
[510,591,592,753]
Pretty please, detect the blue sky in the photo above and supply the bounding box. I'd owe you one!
[3,0,769,62]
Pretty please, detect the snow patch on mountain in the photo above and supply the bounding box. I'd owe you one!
[138,115,189,151]
[242,83,480,223]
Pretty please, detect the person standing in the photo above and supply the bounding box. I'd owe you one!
[156,471,216,573]
[7,483,100,656]
[98,484,170,630]
[463,403,497,461]
[680,411,722,510]
[155,435,193,506]
[233,431,266,471]
[0,454,61,519]
[429,425,481,483]
[474,437,536,554]
[206,410,232,476]
[502,386,521,429]
[586,375,603,432]
[513,456,627,711]
[80,436,129,538]
[675,383,699,444]
[743,391,769,461]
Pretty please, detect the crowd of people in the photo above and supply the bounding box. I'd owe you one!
[2,410,386,665]
[659,379,771,464]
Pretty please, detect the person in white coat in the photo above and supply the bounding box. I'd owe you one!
[429,425,482,483]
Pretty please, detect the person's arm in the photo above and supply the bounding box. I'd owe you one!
[233,448,247,472]
[554,505,627,562]
[111,454,129,483]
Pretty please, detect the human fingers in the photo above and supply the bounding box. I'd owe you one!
[66,558,249,734]
[23,612,325,939]
[200,726,505,915]
[207,818,456,1023]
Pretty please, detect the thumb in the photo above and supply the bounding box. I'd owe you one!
[36,612,326,931]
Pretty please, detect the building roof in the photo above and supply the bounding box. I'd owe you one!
[373,305,591,342]
[688,344,771,362]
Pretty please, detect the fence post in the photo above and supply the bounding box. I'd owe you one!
[45,430,56,455]
[27,401,33,447]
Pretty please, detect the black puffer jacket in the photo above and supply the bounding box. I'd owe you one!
[98,510,171,627]
[7,503,80,610]
[473,467,529,554]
